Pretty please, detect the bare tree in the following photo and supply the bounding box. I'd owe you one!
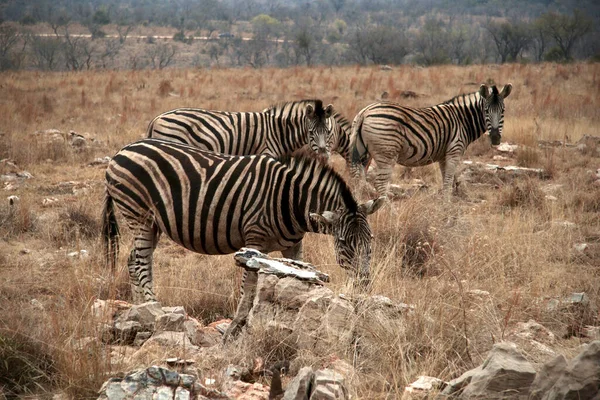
[347,24,409,65]
[486,19,531,63]
[148,43,177,69]
[0,23,19,69]
[414,18,450,65]
[31,36,62,70]
[537,10,593,61]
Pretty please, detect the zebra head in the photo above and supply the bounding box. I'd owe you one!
[479,83,512,146]
[310,196,385,285]
[305,101,334,158]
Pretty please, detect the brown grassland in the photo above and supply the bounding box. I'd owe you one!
[0,63,599,398]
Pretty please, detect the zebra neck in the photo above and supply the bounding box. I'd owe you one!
[288,167,346,234]
[447,93,487,145]
[267,113,308,155]
[332,113,351,162]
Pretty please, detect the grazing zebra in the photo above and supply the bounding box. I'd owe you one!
[102,138,384,303]
[350,84,512,196]
[147,100,334,158]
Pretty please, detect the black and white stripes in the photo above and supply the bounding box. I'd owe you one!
[147,100,334,158]
[103,139,384,301]
[350,84,512,195]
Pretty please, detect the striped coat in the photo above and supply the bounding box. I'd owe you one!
[351,84,512,195]
[147,100,334,158]
[103,139,384,302]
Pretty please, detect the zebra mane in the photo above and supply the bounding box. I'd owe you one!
[443,91,482,107]
[264,99,327,117]
[277,151,358,212]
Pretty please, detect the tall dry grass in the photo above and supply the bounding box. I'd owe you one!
[0,63,599,398]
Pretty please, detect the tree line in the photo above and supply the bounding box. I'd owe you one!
[0,0,597,71]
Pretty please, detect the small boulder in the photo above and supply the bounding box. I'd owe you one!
[443,342,536,397]
[119,301,164,330]
[310,369,348,400]
[155,312,186,332]
[283,367,314,400]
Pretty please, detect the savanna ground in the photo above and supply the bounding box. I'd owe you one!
[0,63,599,399]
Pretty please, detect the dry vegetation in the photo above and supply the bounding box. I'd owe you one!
[0,63,599,399]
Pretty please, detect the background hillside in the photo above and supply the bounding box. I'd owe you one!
[0,0,599,70]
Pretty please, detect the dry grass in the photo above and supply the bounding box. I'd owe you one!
[0,63,599,398]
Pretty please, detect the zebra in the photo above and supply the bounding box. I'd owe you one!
[102,138,384,304]
[147,99,334,158]
[350,84,512,196]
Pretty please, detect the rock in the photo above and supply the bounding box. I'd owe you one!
[133,331,152,347]
[162,306,186,315]
[69,131,87,147]
[209,319,231,335]
[551,220,577,229]
[144,331,199,350]
[89,156,111,166]
[583,326,600,340]
[283,367,314,400]
[529,354,568,400]
[67,249,89,258]
[7,195,19,206]
[119,301,165,330]
[224,381,270,400]
[404,376,447,394]
[443,342,536,397]
[512,320,555,344]
[42,197,60,207]
[310,369,347,400]
[112,320,142,344]
[192,326,222,347]
[536,341,600,400]
[380,65,392,71]
[155,312,186,332]
[20,248,30,255]
[275,277,311,309]
[97,366,228,400]
[547,292,597,338]
[494,143,518,153]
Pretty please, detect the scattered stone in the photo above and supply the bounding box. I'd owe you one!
[224,381,270,400]
[162,306,186,315]
[531,341,600,400]
[142,331,199,352]
[69,131,87,148]
[512,320,555,344]
[545,195,558,201]
[97,366,228,400]
[494,142,518,153]
[30,298,45,311]
[67,249,89,258]
[582,326,600,340]
[442,342,536,397]
[380,65,392,71]
[89,156,111,166]
[112,320,142,345]
[166,357,196,368]
[310,369,348,400]
[42,197,60,207]
[133,331,152,347]
[7,195,19,206]
[119,301,165,330]
[155,312,186,332]
[19,248,30,255]
[283,367,314,400]
[404,376,447,394]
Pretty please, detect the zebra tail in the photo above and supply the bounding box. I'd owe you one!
[350,109,370,170]
[102,191,120,272]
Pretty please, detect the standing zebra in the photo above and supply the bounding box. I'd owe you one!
[103,138,384,304]
[350,84,512,196]
[147,100,334,158]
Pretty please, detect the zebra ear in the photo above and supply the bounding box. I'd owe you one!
[359,196,386,215]
[500,83,512,99]
[306,104,315,117]
[479,84,489,98]
[324,104,334,119]
[310,211,337,226]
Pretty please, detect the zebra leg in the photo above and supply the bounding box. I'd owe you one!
[126,249,145,303]
[373,162,393,198]
[281,241,304,261]
[439,157,459,194]
[129,223,161,302]
[223,269,258,342]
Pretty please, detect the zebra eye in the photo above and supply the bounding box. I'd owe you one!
[338,236,345,242]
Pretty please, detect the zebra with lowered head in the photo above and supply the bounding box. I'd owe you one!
[103,138,384,304]
[350,84,512,196]
[147,99,334,158]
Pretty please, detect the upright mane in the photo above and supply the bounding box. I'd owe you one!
[277,151,357,212]
[264,99,326,117]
